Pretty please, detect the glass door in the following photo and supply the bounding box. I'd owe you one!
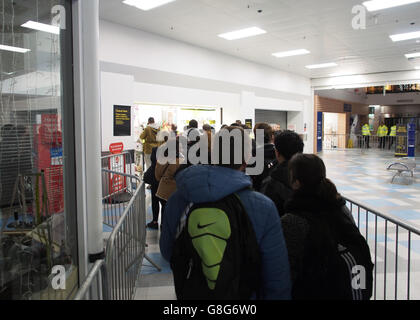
[0,0,77,300]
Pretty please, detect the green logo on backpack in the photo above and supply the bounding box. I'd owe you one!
[188,208,231,290]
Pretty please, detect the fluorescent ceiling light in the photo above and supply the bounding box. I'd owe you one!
[405,52,420,58]
[0,44,30,53]
[218,27,266,40]
[123,0,176,11]
[21,21,59,34]
[305,62,338,69]
[390,30,420,42]
[415,66,420,69]
[363,0,420,12]
[272,49,310,58]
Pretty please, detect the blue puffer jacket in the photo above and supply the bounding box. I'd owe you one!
[159,165,292,300]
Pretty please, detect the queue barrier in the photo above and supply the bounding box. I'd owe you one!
[74,259,108,300]
[345,196,420,300]
[323,134,399,151]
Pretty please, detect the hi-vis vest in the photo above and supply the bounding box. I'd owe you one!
[390,125,397,137]
[377,125,388,137]
[362,124,371,136]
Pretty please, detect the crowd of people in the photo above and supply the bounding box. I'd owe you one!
[139,118,373,301]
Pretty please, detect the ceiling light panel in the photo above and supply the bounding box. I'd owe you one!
[390,30,420,42]
[305,62,338,69]
[21,21,60,34]
[218,27,266,40]
[363,0,420,12]
[405,52,420,58]
[122,0,176,11]
[272,49,310,58]
[0,44,31,53]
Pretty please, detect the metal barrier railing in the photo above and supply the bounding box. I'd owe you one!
[323,134,398,151]
[102,154,137,228]
[344,196,420,300]
[323,133,419,152]
[74,259,108,300]
[103,170,146,300]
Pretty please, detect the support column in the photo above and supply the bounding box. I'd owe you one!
[73,0,103,280]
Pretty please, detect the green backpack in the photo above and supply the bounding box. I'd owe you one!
[170,193,261,300]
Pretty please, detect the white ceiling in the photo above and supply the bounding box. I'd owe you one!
[99,0,420,79]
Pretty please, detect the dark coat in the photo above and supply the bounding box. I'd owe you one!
[281,191,355,300]
[260,161,292,217]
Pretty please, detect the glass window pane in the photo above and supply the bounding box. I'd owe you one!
[0,0,77,300]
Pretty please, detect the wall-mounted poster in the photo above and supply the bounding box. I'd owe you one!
[114,105,131,136]
[245,119,253,129]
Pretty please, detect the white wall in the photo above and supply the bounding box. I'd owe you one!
[99,20,311,97]
[99,20,314,153]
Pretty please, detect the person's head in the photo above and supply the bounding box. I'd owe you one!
[236,120,242,125]
[220,124,228,130]
[203,124,211,132]
[288,153,340,203]
[171,124,178,132]
[212,126,251,172]
[188,120,198,129]
[254,123,274,144]
[148,117,155,125]
[274,130,304,163]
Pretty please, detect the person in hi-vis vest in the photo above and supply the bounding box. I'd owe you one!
[377,122,388,149]
[389,124,397,150]
[362,123,371,148]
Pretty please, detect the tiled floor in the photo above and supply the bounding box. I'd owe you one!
[134,149,420,300]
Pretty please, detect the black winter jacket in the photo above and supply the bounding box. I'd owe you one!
[260,161,292,216]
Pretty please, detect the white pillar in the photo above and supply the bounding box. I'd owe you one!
[73,0,103,276]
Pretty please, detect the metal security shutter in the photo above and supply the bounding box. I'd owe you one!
[255,109,287,130]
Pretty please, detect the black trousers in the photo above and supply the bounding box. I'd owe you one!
[151,183,166,222]
[364,136,370,148]
[389,137,395,150]
[379,137,386,149]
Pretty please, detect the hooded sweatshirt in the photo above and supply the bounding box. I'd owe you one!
[160,165,291,300]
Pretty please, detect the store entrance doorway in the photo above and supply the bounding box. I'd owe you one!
[323,112,347,149]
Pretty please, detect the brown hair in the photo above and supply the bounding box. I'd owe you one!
[254,123,274,144]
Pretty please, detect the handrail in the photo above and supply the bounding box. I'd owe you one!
[74,259,108,300]
[343,196,420,236]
